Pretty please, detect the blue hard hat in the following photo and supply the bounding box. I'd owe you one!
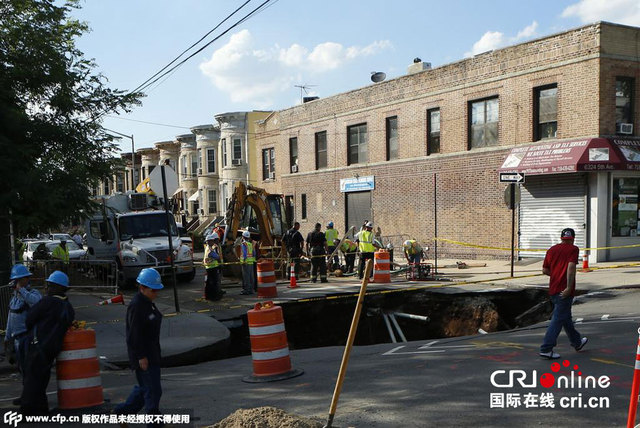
[47,270,69,287]
[137,268,164,290]
[10,264,33,280]
[327,222,334,227]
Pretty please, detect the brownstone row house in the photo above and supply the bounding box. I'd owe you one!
[255,22,640,262]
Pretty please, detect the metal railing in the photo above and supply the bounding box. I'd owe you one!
[21,259,118,294]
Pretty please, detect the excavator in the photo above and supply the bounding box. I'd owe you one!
[220,182,293,278]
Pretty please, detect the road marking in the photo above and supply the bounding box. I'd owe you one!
[591,357,634,369]
[601,314,610,320]
[418,341,439,349]
[383,346,406,355]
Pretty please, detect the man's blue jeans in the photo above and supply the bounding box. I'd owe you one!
[114,365,162,427]
[540,294,581,353]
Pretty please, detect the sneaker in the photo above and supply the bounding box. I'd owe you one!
[575,337,588,351]
[539,351,561,359]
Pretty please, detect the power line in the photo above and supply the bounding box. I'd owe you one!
[105,115,191,129]
[134,0,275,94]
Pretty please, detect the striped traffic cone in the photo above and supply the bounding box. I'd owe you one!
[627,327,640,428]
[288,262,298,289]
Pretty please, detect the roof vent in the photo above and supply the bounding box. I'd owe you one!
[303,96,319,103]
[408,60,431,75]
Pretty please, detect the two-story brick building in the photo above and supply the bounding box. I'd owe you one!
[255,22,640,262]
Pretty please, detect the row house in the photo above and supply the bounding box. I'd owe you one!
[255,22,640,262]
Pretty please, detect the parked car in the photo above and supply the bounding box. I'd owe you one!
[23,239,86,262]
[49,233,73,242]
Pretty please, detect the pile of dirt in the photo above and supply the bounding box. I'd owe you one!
[211,406,323,428]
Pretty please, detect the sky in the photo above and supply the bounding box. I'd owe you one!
[71,0,640,152]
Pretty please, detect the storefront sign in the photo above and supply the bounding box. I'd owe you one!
[340,176,375,192]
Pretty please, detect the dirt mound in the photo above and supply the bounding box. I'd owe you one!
[211,406,323,428]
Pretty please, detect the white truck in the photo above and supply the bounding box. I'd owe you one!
[85,193,195,286]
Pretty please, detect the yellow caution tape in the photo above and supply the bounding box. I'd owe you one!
[434,237,640,252]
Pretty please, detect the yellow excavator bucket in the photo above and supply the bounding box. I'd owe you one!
[135,177,155,195]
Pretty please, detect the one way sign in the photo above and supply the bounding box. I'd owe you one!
[499,172,525,183]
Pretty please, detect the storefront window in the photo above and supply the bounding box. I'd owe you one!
[612,177,640,237]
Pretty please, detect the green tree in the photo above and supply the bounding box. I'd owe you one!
[0,0,141,283]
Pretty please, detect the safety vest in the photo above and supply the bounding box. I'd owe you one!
[52,245,69,264]
[325,228,339,246]
[203,244,221,269]
[242,241,256,264]
[340,239,357,253]
[358,230,375,253]
[405,240,422,255]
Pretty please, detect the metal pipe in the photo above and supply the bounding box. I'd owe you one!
[393,312,430,323]
[388,314,407,343]
[382,314,396,343]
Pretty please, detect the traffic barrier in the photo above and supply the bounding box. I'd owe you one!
[257,260,277,298]
[627,328,640,428]
[56,328,103,409]
[581,253,592,273]
[373,249,391,283]
[242,301,303,383]
[97,294,124,305]
[288,262,298,289]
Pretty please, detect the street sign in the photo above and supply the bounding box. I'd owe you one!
[499,172,525,183]
[149,165,178,197]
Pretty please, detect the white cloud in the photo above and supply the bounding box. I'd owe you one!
[199,30,392,107]
[562,0,640,26]
[465,21,538,57]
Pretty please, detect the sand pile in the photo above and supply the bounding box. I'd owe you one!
[211,406,323,428]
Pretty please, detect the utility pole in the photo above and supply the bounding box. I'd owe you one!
[104,128,135,190]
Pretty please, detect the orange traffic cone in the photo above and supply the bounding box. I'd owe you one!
[581,253,591,273]
[287,262,298,289]
[98,294,124,305]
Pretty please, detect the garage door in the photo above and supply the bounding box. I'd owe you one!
[345,191,371,236]
[518,174,586,257]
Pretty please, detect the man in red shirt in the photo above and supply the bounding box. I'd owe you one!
[539,228,588,359]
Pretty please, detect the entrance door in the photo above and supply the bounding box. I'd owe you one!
[345,191,371,236]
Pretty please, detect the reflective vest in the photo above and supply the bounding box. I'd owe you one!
[340,239,357,253]
[357,230,375,253]
[242,241,256,264]
[325,228,339,246]
[52,245,69,264]
[404,240,422,255]
[203,244,221,269]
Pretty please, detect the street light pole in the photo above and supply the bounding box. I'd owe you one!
[104,128,135,191]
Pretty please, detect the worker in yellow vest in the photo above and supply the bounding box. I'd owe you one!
[403,240,425,265]
[355,222,379,279]
[51,240,69,272]
[240,231,256,295]
[203,233,225,301]
[339,238,358,274]
[325,222,339,271]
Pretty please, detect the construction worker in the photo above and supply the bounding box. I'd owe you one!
[283,221,304,279]
[114,268,164,424]
[203,233,225,301]
[403,240,425,265]
[51,240,69,272]
[4,264,42,405]
[325,222,339,270]
[20,271,74,416]
[240,231,256,295]
[339,238,358,274]
[306,223,328,283]
[355,221,378,279]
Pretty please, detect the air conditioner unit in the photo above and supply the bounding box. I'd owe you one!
[291,165,298,173]
[268,172,275,179]
[198,168,203,175]
[619,123,634,135]
[232,159,242,166]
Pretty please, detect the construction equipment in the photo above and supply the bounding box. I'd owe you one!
[406,263,434,281]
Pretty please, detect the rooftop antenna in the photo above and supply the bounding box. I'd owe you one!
[294,84,317,103]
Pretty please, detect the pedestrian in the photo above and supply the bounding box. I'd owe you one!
[283,221,304,279]
[4,264,42,405]
[20,271,74,415]
[355,221,377,279]
[51,239,69,272]
[203,233,225,301]
[539,228,588,359]
[72,230,83,248]
[114,268,164,426]
[239,230,256,295]
[339,238,358,274]
[306,223,328,283]
[403,240,425,265]
[325,222,340,270]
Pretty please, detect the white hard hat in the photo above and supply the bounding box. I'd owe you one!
[242,230,251,238]
[403,240,412,247]
[365,221,373,228]
[205,233,219,241]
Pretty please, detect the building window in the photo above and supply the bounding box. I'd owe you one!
[222,138,227,167]
[262,148,275,180]
[315,131,327,169]
[190,154,197,178]
[116,175,124,193]
[469,97,499,148]
[207,148,215,174]
[104,180,111,195]
[192,201,199,216]
[347,123,368,165]
[616,77,634,134]
[289,137,298,173]
[149,165,155,175]
[386,116,398,161]
[612,177,640,237]
[182,155,187,177]
[208,189,217,214]
[534,85,558,140]
[232,138,242,160]
[427,108,441,155]
[301,193,307,220]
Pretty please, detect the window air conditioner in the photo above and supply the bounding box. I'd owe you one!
[291,165,298,173]
[232,159,242,166]
[619,123,634,135]
[268,172,275,179]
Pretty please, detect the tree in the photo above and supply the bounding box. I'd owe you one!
[0,0,142,283]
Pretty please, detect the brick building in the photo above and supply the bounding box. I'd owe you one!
[255,22,640,262]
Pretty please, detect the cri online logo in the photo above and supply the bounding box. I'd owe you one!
[491,359,611,389]
[3,411,23,428]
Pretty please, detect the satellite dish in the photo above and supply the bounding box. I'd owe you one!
[370,71,386,83]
